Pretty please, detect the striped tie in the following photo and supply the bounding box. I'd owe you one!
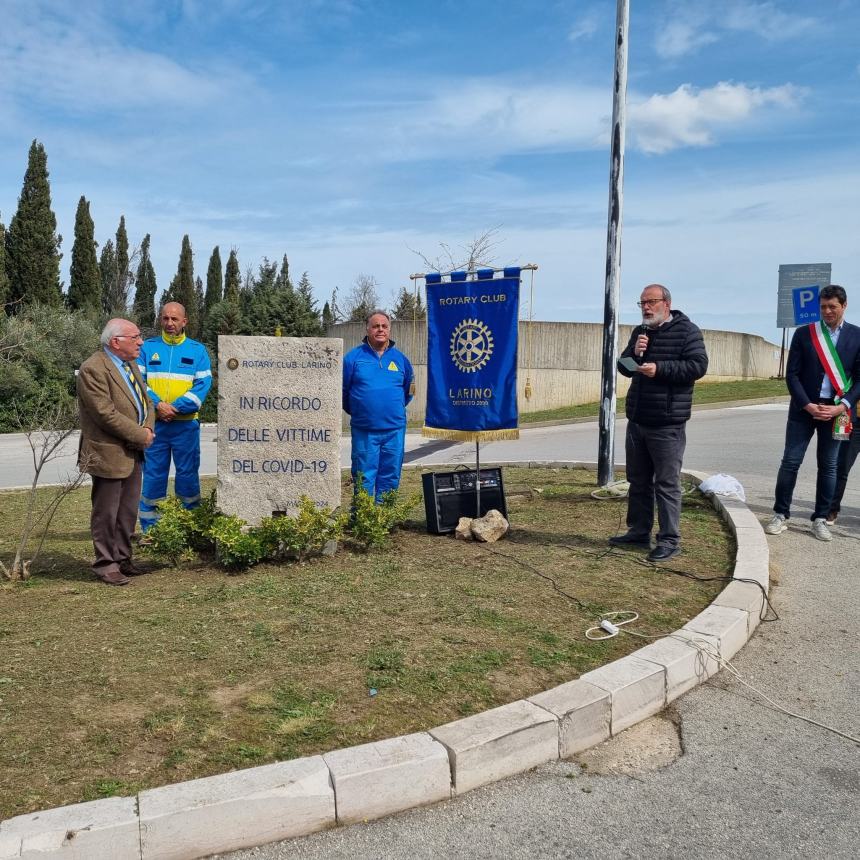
[124,362,148,425]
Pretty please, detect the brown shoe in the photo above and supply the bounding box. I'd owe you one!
[120,562,149,577]
[97,569,131,586]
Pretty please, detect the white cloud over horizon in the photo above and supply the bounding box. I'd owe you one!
[656,0,821,59]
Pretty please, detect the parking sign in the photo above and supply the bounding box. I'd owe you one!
[792,285,820,326]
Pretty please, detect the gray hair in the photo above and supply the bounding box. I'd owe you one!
[365,309,391,325]
[100,319,131,346]
[643,284,671,303]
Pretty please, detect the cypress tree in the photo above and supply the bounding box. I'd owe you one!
[204,246,222,316]
[321,301,333,330]
[276,254,291,290]
[6,140,62,309]
[133,234,158,329]
[100,216,131,315]
[295,271,322,335]
[171,234,198,336]
[193,276,204,337]
[224,248,240,304]
[67,196,101,315]
[0,220,9,307]
[99,239,117,314]
[114,215,131,311]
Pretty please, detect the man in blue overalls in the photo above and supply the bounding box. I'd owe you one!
[343,310,414,501]
[138,302,212,532]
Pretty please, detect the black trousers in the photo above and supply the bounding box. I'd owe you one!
[831,428,860,514]
[625,422,686,548]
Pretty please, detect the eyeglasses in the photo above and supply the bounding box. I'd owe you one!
[115,334,143,341]
[636,299,665,308]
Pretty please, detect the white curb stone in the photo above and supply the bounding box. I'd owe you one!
[137,758,334,860]
[322,733,451,825]
[713,581,767,635]
[580,655,665,735]
[527,680,611,758]
[634,630,722,703]
[732,553,770,590]
[713,496,762,533]
[429,700,558,795]
[0,797,139,860]
[683,605,749,663]
[734,527,769,559]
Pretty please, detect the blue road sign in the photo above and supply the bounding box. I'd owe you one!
[792,284,820,326]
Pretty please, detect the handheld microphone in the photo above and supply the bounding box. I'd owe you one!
[635,325,649,358]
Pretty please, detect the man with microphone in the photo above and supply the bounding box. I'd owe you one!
[611,284,708,561]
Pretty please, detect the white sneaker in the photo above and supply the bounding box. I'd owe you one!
[811,518,832,542]
[764,514,788,535]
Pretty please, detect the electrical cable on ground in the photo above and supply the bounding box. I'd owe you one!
[584,614,860,746]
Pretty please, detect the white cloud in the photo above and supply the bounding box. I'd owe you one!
[656,15,718,59]
[0,5,250,115]
[723,2,819,40]
[630,81,804,154]
[568,11,600,43]
[655,1,821,59]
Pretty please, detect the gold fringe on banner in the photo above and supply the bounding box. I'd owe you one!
[421,426,520,442]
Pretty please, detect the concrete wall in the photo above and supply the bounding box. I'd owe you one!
[333,320,781,423]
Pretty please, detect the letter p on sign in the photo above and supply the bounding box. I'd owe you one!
[792,284,820,326]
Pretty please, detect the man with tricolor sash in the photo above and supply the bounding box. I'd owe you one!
[766,285,860,541]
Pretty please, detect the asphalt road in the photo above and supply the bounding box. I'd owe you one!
[2,406,858,858]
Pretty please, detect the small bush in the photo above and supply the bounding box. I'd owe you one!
[142,497,197,566]
[347,488,419,551]
[257,497,346,561]
[209,514,265,572]
[141,491,390,572]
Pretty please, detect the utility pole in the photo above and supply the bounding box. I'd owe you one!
[597,0,630,487]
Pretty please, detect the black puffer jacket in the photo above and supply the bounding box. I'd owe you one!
[618,310,708,426]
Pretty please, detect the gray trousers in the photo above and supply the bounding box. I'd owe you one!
[625,422,686,548]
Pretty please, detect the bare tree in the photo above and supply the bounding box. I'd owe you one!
[343,274,382,322]
[0,394,87,582]
[408,226,504,275]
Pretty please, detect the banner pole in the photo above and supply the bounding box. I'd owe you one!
[476,440,481,518]
[597,0,629,487]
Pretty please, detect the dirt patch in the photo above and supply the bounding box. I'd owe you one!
[574,713,683,775]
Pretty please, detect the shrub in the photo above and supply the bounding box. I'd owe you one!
[346,488,419,551]
[142,497,197,566]
[257,497,346,561]
[209,514,265,572]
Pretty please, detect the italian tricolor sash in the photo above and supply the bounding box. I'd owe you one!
[810,321,851,400]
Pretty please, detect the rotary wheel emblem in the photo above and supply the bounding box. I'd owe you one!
[450,319,494,373]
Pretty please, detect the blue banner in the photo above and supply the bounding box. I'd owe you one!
[423,270,520,441]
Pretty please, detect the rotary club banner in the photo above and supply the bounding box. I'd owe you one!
[423,268,520,441]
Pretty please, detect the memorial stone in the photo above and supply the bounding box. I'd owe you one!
[218,335,343,525]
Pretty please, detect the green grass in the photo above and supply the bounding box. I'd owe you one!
[0,467,735,819]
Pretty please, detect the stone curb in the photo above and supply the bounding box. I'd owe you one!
[0,461,768,860]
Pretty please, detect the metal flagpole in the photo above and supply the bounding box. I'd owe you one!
[597,0,630,487]
[475,441,481,518]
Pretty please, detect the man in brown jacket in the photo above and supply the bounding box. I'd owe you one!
[77,319,155,585]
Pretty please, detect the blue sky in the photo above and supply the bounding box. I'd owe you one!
[1,0,858,343]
